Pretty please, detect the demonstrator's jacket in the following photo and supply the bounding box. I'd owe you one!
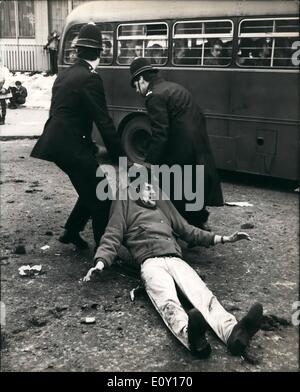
[31,59,122,165]
[94,188,216,268]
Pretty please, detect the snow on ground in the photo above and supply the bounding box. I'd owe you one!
[6,72,55,110]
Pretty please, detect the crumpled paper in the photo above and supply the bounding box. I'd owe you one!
[225,202,254,207]
[18,265,42,277]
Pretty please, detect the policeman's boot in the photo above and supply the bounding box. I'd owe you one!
[227,303,263,356]
[187,308,211,359]
[59,229,88,249]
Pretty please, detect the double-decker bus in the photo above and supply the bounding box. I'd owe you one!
[59,0,299,181]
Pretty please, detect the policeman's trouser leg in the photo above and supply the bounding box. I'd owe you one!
[141,257,237,349]
[65,197,91,233]
[57,160,111,244]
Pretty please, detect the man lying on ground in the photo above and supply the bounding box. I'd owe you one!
[83,182,263,359]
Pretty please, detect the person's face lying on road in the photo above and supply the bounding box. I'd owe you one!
[141,183,157,207]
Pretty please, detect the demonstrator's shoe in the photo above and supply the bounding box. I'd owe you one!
[59,230,88,249]
[187,308,211,359]
[227,303,263,355]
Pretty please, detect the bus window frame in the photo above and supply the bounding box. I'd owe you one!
[172,18,234,67]
[116,21,169,66]
[63,22,115,66]
[236,16,299,69]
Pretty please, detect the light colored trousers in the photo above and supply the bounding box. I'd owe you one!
[141,256,237,350]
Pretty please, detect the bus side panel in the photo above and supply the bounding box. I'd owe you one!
[229,121,298,180]
[230,71,298,120]
[230,71,299,180]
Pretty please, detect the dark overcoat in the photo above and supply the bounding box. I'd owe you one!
[31,59,121,166]
[144,76,224,207]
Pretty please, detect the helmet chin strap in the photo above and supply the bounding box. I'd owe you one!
[137,79,142,95]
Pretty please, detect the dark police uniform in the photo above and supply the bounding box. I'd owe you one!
[31,58,122,244]
[144,75,224,226]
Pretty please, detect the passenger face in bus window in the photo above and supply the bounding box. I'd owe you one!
[148,43,165,65]
[204,39,224,66]
[211,42,223,58]
[254,38,271,66]
[173,40,187,64]
[134,44,143,58]
[101,40,113,63]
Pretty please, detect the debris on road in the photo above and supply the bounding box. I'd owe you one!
[55,305,69,312]
[13,245,26,255]
[45,231,53,236]
[241,223,255,229]
[40,245,50,250]
[261,314,291,331]
[28,316,48,327]
[80,317,96,324]
[18,265,42,277]
[25,189,43,193]
[225,202,254,207]
[81,303,99,311]
[130,285,146,301]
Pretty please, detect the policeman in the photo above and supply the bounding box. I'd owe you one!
[31,23,123,248]
[129,58,223,230]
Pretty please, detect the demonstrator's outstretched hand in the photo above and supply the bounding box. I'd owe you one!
[224,231,252,243]
[82,260,105,282]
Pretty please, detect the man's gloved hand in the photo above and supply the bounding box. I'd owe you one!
[223,231,252,243]
[82,260,105,282]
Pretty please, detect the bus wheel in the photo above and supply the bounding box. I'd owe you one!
[121,116,152,163]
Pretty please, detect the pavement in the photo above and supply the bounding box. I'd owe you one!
[0,107,48,139]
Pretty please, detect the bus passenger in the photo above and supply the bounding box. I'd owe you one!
[101,40,113,64]
[253,38,271,67]
[134,43,143,58]
[173,40,192,65]
[148,43,166,65]
[129,58,224,231]
[204,39,224,66]
[31,23,123,249]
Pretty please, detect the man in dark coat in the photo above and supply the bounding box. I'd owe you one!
[129,58,223,230]
[44,31,60,75]
[8,81,28,109]
[31,23,123,248]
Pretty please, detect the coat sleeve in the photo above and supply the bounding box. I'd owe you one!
[21,87,28,98]
[81,73,124,163]
[145,93,170,164]
[158,199,215,248]
[94,198,128,267]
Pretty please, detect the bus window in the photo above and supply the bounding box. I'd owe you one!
[117,22,168,65]
[172,20,233,66]
[63,25,80,64]
[237,18,299,68]
[63,23,114,65]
